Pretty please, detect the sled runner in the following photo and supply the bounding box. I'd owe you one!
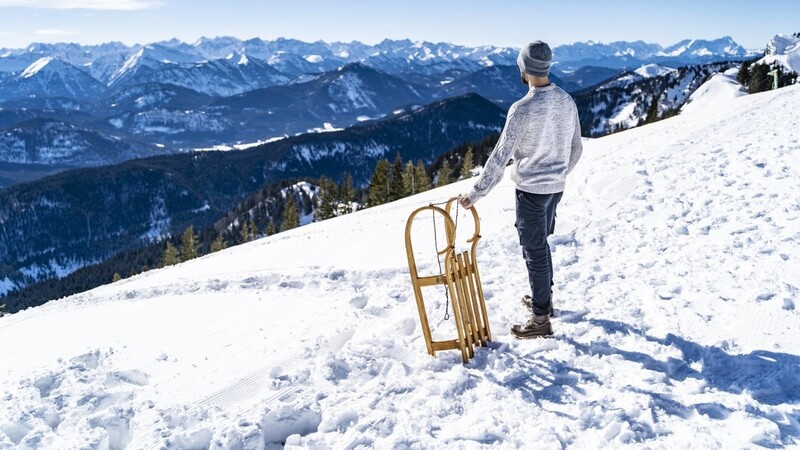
[404,197,492,363]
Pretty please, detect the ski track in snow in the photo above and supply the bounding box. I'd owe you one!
[1,85,800,449]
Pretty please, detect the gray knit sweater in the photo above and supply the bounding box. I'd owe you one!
[467,84,582,202]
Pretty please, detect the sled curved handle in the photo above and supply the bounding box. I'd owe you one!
[405,204,456,258]
[444,197,481,245]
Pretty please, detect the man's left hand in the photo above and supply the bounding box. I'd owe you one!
[458,195,474,209]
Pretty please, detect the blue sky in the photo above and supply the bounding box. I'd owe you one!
[0,0,797,49]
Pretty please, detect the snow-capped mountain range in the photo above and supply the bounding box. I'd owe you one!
[0,36,754,90]
[0,36,763,172]
[553,36,755,70]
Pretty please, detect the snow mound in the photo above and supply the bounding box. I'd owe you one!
[681,68,746,114]
[1,85,799,448]
[634,63,677,78]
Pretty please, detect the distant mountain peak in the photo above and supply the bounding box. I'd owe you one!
[760,33,800,74]
[633,63,677,78]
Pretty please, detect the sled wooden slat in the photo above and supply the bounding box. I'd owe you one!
[430,339,462,352]
[416,275,449,287]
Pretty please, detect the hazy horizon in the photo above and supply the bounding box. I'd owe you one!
[1,0,797,50]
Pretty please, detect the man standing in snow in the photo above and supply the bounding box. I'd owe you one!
[458,41,582,338]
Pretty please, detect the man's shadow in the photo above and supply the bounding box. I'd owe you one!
[467,312,799,445]
[557,313,800,445]
[564,316,800,406]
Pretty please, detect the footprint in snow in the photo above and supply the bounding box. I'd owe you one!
[279,280,304,289]
[756,292,775,302]
[327,269,346,281]
[106,369,149,387]
[350,295,368,309]
[399,318,417,336]
[206,279,228,291]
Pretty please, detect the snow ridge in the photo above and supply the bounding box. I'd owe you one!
[19,56,53,79]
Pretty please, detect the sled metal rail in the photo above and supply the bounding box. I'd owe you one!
[404,197,492,363]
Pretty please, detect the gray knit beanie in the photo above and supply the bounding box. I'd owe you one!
[517,41,552,77]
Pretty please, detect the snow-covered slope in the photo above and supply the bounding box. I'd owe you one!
[634,63,677,78]
[1,86,799,448]
[681,68,746,114]
[120,56,291,97]
[580,62,737,136]
[597,63,678,91]
[0,57,107,101]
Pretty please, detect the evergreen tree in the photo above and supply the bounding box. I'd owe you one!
[749,63,772,93]
[460,146,475,179]
[267,221,277,236]
[282,195,300,231]
[368,159,391,206]
[248,220,259,240]
[644,95,660,124]
[239,220,250,243]
[112,272,122,283]
[316,176,338,221]
[390,152,406,201]
[402,161,416,195]
[339,172,355,214]
[210,234,227,252]
[161,241,180,267]
[0,304,5,318]
[436,159,452,187]
[180,225,199,262]
[738,61,751,85]
[413,161,431,193]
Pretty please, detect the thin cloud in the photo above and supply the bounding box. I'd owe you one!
[0,0,161,10]
[36,29,81,36]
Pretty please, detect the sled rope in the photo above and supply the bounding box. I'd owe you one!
[431,209,450,320]
[429,199,460,321]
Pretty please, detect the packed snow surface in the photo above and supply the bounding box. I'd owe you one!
[1,86,799,449]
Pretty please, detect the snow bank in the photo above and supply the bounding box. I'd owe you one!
[681,68,746,114]
[1,85,799,448]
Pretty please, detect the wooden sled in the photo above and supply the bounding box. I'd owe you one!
[404,197,492,363]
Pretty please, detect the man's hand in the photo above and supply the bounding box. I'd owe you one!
[458,195,474,209]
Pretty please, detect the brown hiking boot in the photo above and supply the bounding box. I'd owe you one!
[520,295,555,317]
[510,314,553,339]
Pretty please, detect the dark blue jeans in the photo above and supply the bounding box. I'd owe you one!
[515,190,562,316]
